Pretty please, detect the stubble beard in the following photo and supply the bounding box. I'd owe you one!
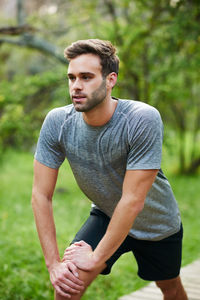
[73,79,107,112]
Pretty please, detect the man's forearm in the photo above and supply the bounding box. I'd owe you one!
[31,193,60,269]
[92,196,144,267]
[32,162,84,297]
[32,193,85,297]
[91,169,158,267]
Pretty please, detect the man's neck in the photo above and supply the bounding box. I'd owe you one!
[82,97,118,127]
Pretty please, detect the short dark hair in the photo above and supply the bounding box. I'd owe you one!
[64,39,119,77]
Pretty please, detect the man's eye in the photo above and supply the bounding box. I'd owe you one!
[69,77,75,81]
[82,76,91,80]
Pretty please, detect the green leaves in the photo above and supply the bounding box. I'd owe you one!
[0,69,68,153]
[0,0,200,172]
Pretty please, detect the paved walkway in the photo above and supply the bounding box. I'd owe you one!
[119,259,200,300]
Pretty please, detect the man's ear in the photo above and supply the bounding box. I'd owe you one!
[106,72,118,89]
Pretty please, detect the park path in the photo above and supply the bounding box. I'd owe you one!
[119,259,200,300]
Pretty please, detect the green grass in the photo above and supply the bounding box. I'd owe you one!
[0,151,200,300]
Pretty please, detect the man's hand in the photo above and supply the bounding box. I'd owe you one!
[49,261,84,298]
[63,241,97,271]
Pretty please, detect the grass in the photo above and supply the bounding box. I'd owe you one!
[0,150,200,300]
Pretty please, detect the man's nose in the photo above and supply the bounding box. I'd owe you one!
[73,78,83,90]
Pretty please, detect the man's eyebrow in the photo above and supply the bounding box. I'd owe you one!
[80,72,95,76]
[67,72,95,77]
[67,73,74,77]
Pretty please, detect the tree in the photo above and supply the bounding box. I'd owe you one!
[0,0,200,173]
[104,0,200,174]
[0,0,67,64]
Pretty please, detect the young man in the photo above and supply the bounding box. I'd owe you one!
[32,39,188,300]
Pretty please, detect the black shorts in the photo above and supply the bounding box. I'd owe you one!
[71,208,183,281]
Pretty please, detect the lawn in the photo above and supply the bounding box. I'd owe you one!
[0,150,200,300]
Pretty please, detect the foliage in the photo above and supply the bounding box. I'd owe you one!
[0,0,200,173]
[0,151,200,299]
[0,68,68,155]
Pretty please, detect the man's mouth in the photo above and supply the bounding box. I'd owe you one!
[72,95,87,101]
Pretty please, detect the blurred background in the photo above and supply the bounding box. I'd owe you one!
[0,0,200,299]
[0,0,200,174]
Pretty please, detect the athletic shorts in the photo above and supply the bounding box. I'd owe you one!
[71,208,183,281]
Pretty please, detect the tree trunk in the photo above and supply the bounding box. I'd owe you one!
[184,157,200,174]
[0,0,67,65]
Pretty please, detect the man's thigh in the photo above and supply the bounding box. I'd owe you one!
[131,225,183,281]
[71,208,110,250]
[70,208,131,275]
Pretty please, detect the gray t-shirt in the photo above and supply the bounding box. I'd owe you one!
[35,99,181,241]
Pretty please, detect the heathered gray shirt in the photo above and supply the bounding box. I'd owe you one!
[35,99,181,241]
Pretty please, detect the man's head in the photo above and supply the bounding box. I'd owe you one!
[64,39,118,113]
[64,39,119,78]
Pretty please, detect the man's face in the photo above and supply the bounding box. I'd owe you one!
[67,54,107,112]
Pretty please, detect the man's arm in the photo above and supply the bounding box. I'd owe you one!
[64,169,158,270]
[31,160,84,298]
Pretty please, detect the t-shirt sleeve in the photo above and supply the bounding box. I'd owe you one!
[34,110,65,169]
[126,106,163,170]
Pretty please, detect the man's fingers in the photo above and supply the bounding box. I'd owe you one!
[63,249,77,261]
[53,271,84,298]
[66,244,77,251]
[65,248,76,254]
[60,264,84,286]
[54,285,71,298]
[64,268,84,286]
[73,240,86,246]
[64,278,84,292]
[59,280,82,295]
[62,254,75,264]
[67,261,79,278]
[64,240,88,253]
[64,253,73,261]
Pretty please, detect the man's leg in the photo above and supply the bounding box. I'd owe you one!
[156,275,188,300]
[55,263,106,300]
[55,208,128,299]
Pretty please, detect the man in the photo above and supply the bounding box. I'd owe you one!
[32,39,188,300]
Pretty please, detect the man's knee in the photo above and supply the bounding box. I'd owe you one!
[57,264,106,300]
[54,268,91,300]
[77,263,107,287]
